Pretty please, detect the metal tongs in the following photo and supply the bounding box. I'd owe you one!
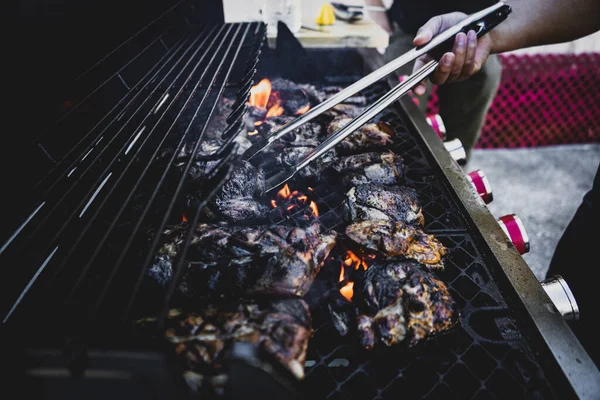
[242,2,512,193]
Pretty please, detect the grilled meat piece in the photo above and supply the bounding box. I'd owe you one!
[345,183,424,226]
[324,104,365,119]
[149,222,337,299]
[275,146,337,179]
[328,151,405,187]
[137,299,312,391]
[327,118,393,153]
[345,220,446,270]
[354,260,456,349]
[201,160,268,222]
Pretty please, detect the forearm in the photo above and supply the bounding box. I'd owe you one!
[364,0,392,34]
[490,0,600,53]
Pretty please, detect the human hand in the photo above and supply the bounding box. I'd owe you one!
[411,12,494,96]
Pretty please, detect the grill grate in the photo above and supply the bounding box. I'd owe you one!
[253,83,557,399]
[0,14,570,398]
[0,12,266,331]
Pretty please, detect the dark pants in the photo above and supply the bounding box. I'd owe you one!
[384,26,502,159]
[546,162,600,368]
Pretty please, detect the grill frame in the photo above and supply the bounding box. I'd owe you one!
[397,90,600,399]
[1,7,599,398]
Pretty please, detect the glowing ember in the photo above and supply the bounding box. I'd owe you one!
[182,214,188,223]
[295,104,310,115]
[339,265,345,282]
[309,201,319,217]
[271,184,319,218]
[344,250,369,270]
[249,79,271,109]
[265,101,284,118]
[340,282,354,301]
[248,130,259,135]
[278,184,291,200]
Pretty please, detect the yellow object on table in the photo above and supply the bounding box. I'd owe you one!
[316,3,336,25]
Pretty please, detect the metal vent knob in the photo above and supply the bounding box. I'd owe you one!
[497,214,530,255]
[425,113,447,140]
[443,138,467,165]
[540,275,580,321]
[467,169,493,204]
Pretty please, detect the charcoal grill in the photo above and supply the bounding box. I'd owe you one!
[2,1,599,399]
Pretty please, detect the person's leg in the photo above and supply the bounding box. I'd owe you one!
[546,162,600,368]
[436,55,502,159]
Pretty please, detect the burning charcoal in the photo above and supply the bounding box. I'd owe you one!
[345,220,446,270]
[205,97,236,140]
[327,291,356,337]
[176,139,223,179]
[327,151,405,187]
[136,299,312,391]
[345,183,423,226]
[244,105,268,131]
[296,82,328,104]
[233,134,252,155]
[353,260,457,349]
[200,160,268,222]
[327,118,393,153]
[150,222,337,299]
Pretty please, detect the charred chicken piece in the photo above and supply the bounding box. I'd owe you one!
[328,151,405,187]
[345,183,424,226]
[137,299,312,391]
[345,220,446,270]
[327,118,393,153]
[324,103,365,119]
[200,160,269,222]
[275,146,337,179]
[149,222,337,299]
[354,260,456,349]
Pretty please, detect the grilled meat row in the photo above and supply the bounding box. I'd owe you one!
[345,220,446,271]
[136,298,312,391]
[149,222,337,300]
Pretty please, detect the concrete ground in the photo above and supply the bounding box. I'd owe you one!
[466,143,600,280]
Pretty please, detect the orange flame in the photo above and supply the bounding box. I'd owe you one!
[309,201,319,217]
[271,184,319,218]
[278,184,291,200]
[339,264,345,282]
[340,282,354,301]
[249,79,271,109]
[266,102,284,118]
[344,250,369,271]
[182,213,188,223]
[248,130,258,136]
[296,104,310,115]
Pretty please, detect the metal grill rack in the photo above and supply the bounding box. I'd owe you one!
[256,83,557,399]
[0,13,266,335]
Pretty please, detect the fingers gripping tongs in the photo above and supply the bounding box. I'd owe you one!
[243,2,512,193]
